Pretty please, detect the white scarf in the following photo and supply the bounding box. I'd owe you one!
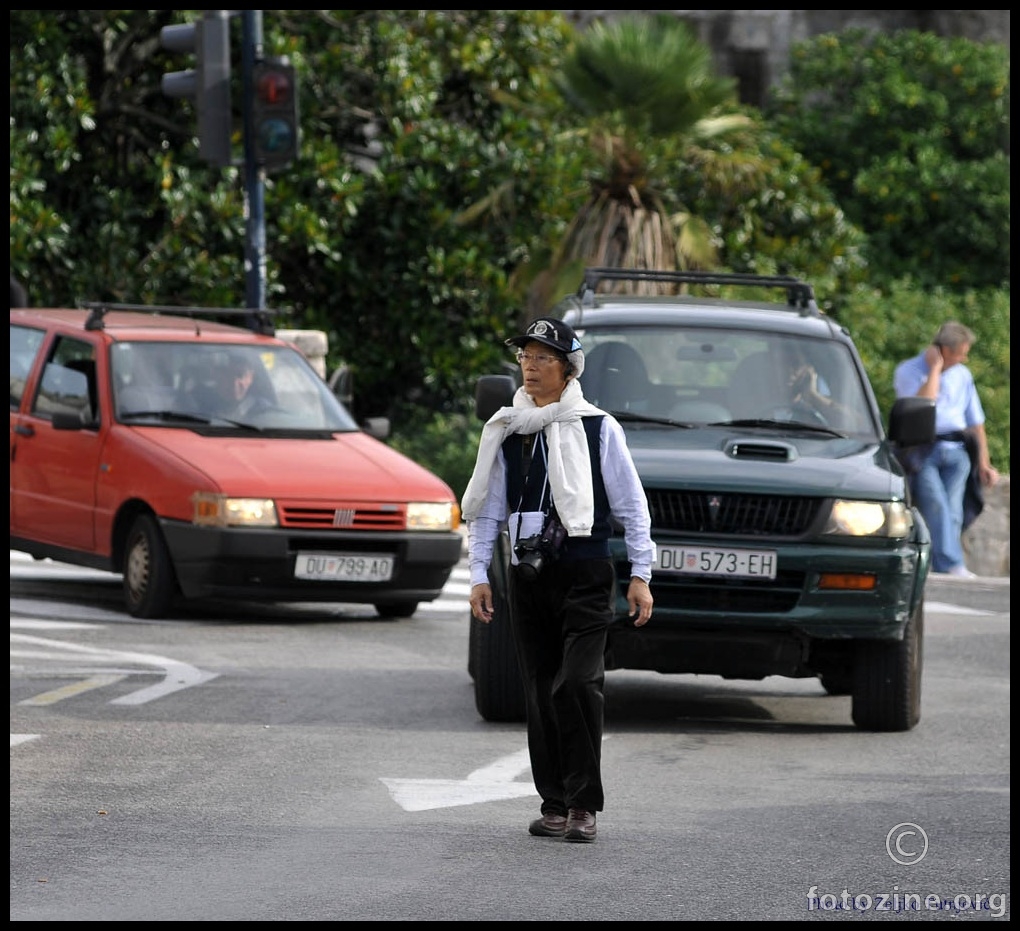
[461,378,604,537]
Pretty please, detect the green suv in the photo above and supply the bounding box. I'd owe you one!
[468,268,936,732]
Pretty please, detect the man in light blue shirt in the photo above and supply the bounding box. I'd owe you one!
[893,321,999,577]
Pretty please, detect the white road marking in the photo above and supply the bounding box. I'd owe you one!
[926,602,993,616]
[381,747,537,811]
[10,618,103,630]
[381,738,613,811]
[9,631,219,705]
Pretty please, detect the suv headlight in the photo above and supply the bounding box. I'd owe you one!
[823,500,912,538]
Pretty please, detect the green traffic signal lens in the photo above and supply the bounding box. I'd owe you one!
[257,118,296,154]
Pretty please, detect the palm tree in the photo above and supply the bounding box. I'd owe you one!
[541,14,759,298]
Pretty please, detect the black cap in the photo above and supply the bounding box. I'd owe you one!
[505,317,582,355]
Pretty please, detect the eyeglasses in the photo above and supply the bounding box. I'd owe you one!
[515,350,561,366]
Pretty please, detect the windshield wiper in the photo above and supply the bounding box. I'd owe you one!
[725,418,846,437]
[118,409,263,431]
[119,410,214,424]
[610,411,694,429]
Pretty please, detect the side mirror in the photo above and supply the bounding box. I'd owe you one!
[51,410,90,431]
[361,416,390,440]
[328,364,353,409]
[888,396,936,446]
[475,374,516,421]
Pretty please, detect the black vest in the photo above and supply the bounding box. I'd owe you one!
[502,416,612,561]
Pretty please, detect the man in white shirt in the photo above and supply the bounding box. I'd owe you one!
[463,317,654,843]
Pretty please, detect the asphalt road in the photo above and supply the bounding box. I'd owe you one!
[10,553,1011,921]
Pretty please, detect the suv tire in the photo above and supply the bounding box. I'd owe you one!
[851,598,924,732]
[470,536,526,722]
[470,609,526,722]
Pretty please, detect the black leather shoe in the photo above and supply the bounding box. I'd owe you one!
[528,812,568,837]
[565,809,597,843]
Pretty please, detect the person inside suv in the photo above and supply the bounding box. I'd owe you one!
[784,342,857,430]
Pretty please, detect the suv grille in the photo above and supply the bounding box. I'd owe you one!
[647,490,822,537]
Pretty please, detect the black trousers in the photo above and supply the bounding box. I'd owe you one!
[508,557,615,815]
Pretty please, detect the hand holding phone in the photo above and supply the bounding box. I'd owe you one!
[924,343,944,370]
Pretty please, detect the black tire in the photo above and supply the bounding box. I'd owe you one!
[467,605,478,680]
[470,536,526,722]
[470,610,526,723]
[467,538,522,717]
[818,671,853,696]
[122,513,179,619]
[851,598,924,731]
[375,601,418,619]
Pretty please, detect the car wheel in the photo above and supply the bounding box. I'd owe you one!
[375,601,417,619]
[470,611,526,723]
[467,604,478,680]
[122,513,179,619]
[851,597,923,731]
[470,541,526,722]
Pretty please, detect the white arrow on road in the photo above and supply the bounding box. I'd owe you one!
[381,737,613,811]
[382,748,537,811]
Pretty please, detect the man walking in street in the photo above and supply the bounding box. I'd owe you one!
[462,317,655,843]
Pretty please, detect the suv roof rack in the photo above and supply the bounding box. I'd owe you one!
[578,267,819,315]
[78,302,284,336]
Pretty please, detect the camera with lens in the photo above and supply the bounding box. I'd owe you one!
[514,513,567,582]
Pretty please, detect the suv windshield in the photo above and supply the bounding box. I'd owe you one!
[110,341,358,431]
[578,326,879,439]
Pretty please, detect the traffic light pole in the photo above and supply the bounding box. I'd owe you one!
[241,9,267,313]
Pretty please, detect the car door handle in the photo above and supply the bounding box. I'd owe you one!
[14,423,35,437]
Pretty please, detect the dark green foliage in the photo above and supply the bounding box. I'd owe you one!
[838,281,1010,473]
[555,14,739,136]
[766,29,1009,290]
[261,11,586,421]
[388,403,483,504]
[668,125,871,308]
[9,11,247,307]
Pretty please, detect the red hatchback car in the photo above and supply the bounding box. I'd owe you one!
[10,304,462,618]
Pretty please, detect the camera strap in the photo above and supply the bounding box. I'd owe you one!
[516,433,550,511]
[512,434,550,552]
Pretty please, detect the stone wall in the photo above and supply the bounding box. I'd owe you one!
[560,11,1010,106]
[963,475,1011,577]
[276,328,328,379]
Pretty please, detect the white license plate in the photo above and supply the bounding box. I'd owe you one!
[294,552,395,582]
[654,545,777,579]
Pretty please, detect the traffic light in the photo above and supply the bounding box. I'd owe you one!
[160,11,233,168]
[251,58,300,172]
